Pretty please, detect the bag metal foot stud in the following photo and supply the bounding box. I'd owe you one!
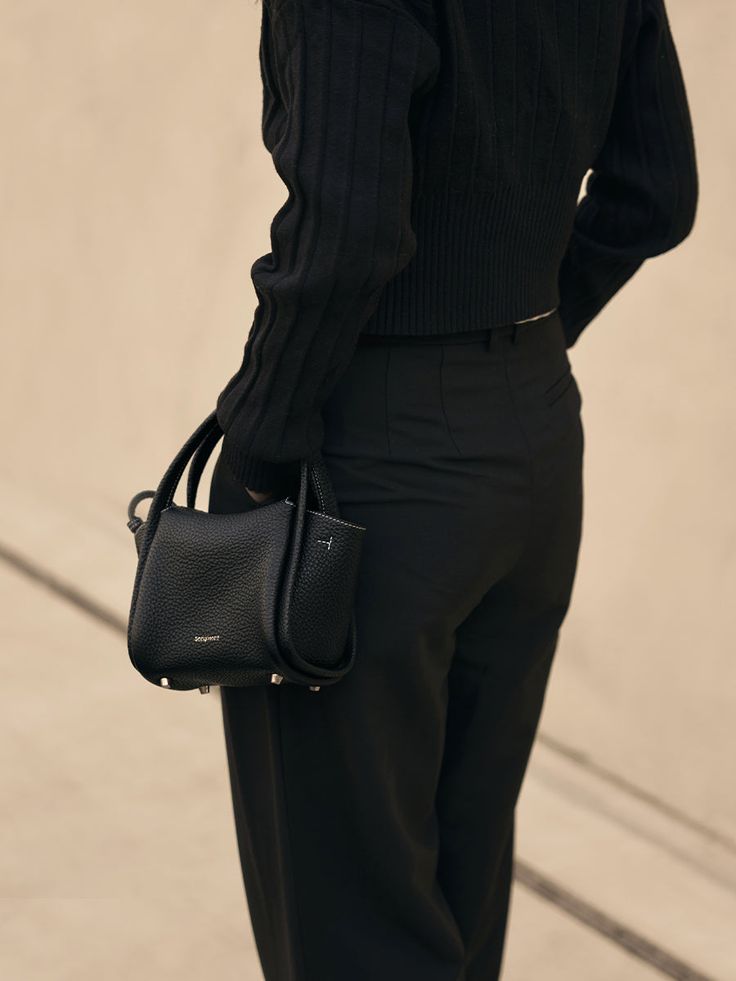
[271,673,284,684]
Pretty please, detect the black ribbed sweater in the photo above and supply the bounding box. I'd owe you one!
[216,0,699,491]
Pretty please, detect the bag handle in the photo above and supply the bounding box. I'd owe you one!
[127,409,340,559]
[127,411,221,568]
[183,418,339,517]
[276,453,357,682]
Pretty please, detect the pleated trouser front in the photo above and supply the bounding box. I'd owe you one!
[208,309,584,981]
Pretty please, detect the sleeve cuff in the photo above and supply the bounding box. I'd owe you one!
[219,434,301,495]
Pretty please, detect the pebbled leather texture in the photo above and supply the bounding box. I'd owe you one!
[125,410,366,692]
[129,501,290,688]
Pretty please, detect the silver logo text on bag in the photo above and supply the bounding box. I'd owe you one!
[194,635,221,643]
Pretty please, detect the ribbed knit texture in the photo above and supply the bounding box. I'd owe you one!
[216,0,699,491]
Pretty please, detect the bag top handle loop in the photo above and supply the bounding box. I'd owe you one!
[187,423,225,509]
[183,419,340,519]
[127,408,341,564]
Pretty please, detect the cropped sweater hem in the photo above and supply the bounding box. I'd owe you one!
[359,180,582,336]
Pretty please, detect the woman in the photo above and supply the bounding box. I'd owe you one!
[209,0,698,977]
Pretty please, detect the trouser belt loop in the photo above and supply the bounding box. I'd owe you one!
[511,322,519,345]
[485,327,493,351]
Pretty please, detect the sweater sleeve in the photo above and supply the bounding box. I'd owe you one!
[215,0,439,491]
[557,0,699,349]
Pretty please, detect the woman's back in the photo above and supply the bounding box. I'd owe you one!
[418,0,636,190]
[363,0,699,339]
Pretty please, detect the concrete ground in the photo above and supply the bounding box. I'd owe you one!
[1,1,735,978]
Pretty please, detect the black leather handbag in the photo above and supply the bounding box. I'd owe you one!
[125,409,366,694]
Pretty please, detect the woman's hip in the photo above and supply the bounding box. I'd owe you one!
[319,309,584,596]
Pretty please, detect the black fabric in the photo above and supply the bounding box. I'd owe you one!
[215,0,698,491]
[209,310,585,980]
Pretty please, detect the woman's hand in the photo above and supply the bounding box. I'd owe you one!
[245,487,274,505]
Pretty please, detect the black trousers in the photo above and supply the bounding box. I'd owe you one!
[208,310,584,981]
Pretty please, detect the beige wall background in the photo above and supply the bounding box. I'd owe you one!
[1,1,734,978]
